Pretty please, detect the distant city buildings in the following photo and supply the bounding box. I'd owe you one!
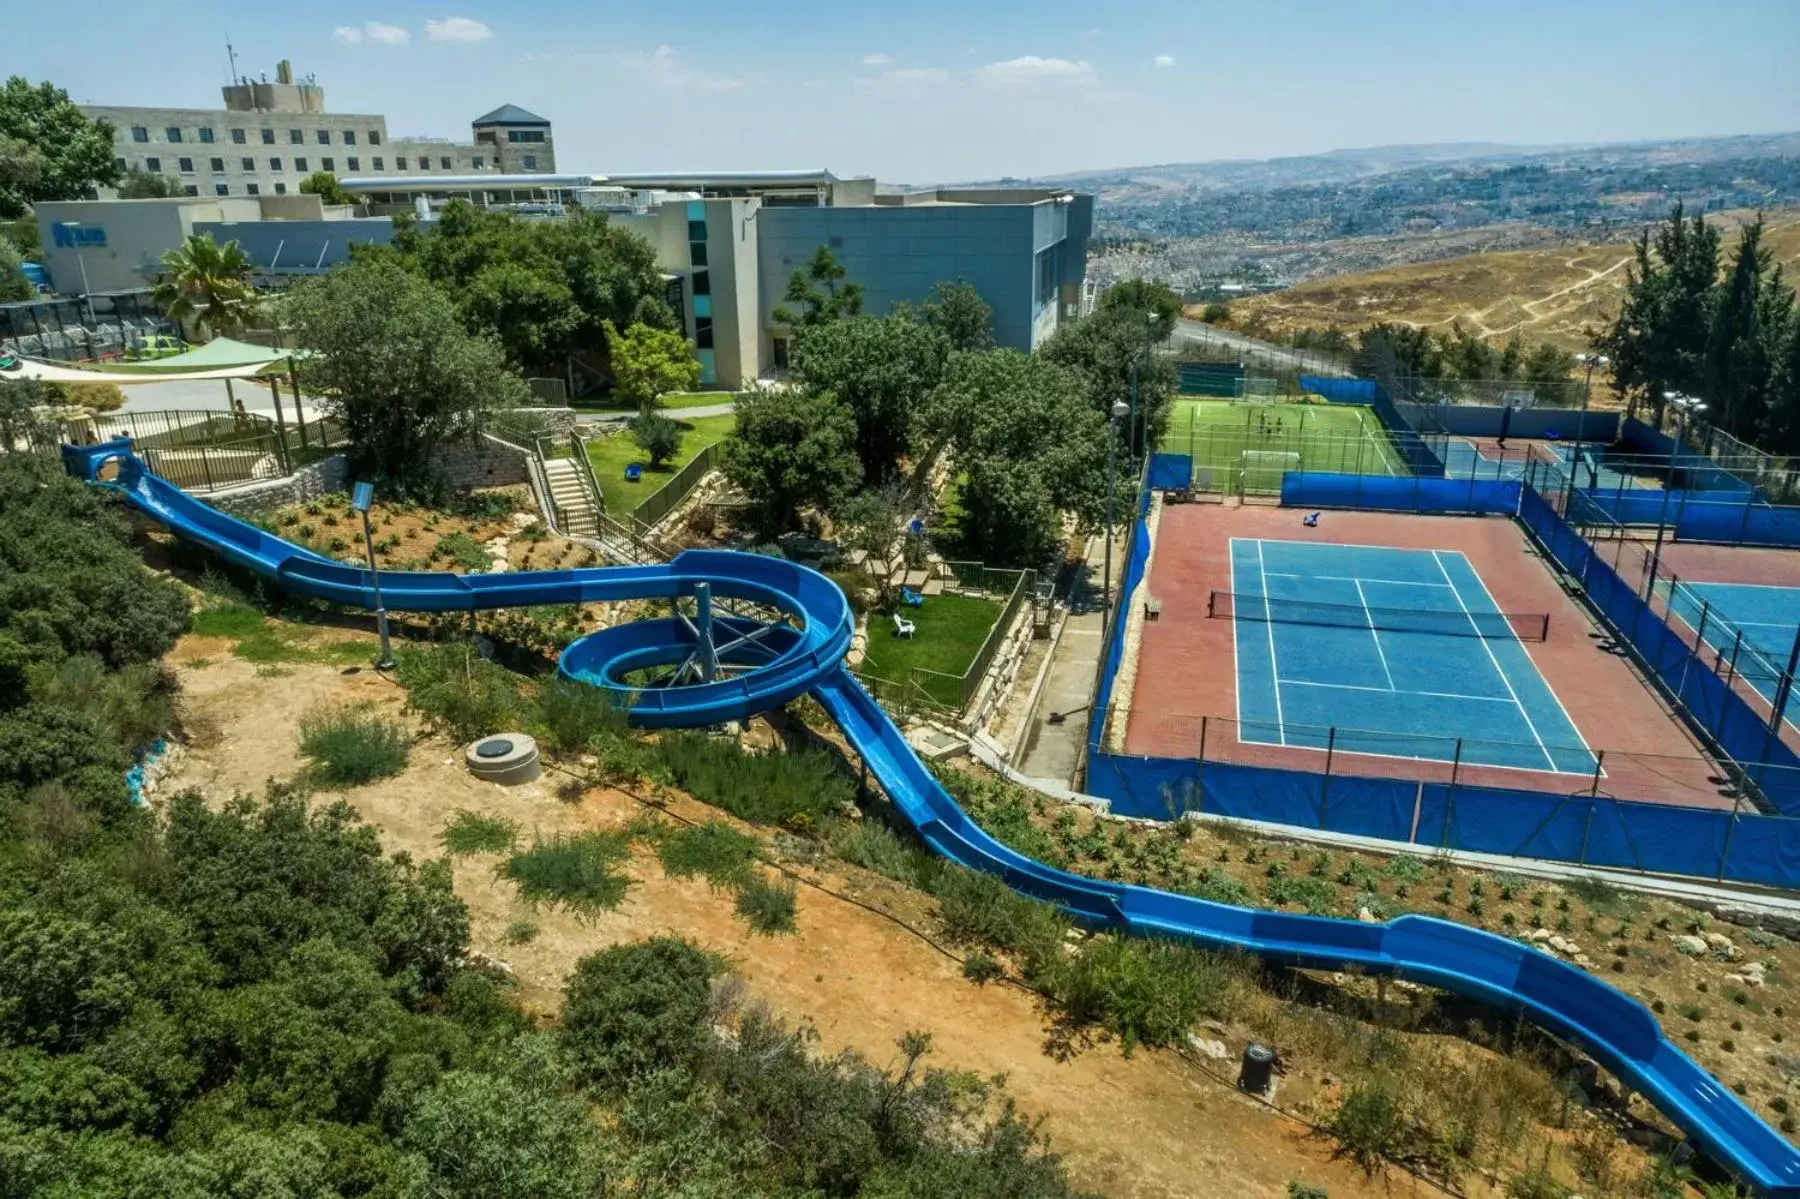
[80,58,555,201]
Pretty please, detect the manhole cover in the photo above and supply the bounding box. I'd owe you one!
[475,738,515,759]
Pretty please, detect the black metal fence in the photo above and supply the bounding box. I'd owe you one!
[856,565,1036,716]
[0,291,178,363]
[630,443,721,536]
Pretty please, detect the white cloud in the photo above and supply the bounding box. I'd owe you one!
[616,44,748,92]
[1153,54,1176,68]
[365,22,411,45]
[972,55,1096,87]
[425,16,492,43]
[862,53,893,66]
[333,26,363,44]
[855,66,950,92]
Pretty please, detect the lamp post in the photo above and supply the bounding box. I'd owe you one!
[1127,309,1160,458]
[1645,391,1705,600]
[351,481,396,669]
[1103,398,1131,615]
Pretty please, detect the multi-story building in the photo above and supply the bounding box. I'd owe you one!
[34,167,1090,391]
[80,59,553,201]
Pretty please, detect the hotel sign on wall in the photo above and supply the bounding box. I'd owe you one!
[52,224,108,249]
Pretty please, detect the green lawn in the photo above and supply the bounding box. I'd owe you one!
[572,391,747,414]
[588,413,736,516]
[859,592,1004,710]
[1158,399,1409,492]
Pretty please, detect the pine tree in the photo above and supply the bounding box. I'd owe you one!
[1595,202,1720,426]
[1760,279,1800,455]
[1703,217,1770,439]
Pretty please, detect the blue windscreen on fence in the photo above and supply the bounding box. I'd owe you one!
[1302,374,1449,478]
[1299,376,1378,404]
[1149,453,1193,491]
[1281,472,1521,516]
[1088,470,1154,756]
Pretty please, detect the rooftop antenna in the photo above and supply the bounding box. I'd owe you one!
[226,37,240,85]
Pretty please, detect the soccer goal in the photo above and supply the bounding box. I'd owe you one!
[1239,449,1301,495]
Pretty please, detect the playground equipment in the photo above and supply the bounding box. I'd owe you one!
[63,438,1800,1197]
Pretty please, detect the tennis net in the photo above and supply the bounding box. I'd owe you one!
[1207,589,1550,641]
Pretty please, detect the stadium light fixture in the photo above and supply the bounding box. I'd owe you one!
[1645,393,1707,601]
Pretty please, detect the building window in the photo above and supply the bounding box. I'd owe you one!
[322,157,334,172]
[114,156,127,173]
[178,157,194,173]
[145,156,161,172]
[246,183,260,196]
[343,130,356,145]
[689,241,708,267]
[130,126,149,142]
[165,126,182,142]
[316,129,330,144]
[394,156,407,170]
[690,269,710,297]
[184,185,199,197]
[694,317,714,350]
[210,157,225,172]
[274,182,287,195]
[472,156,484,169]
[261,128,275,144]
[415,158,427,171]
[521,155,536,170]
[368,129,381,145]
[295,156,308,172]
[215,184,229,196]
[289,129,303,144]
[440,156,452,170]
[507,129,546,143]
[346,157,360,172]
[372,157,383,171]
[241,157,255,172]
[231,128,246,144]
[1034,246,1057,309]
[772,337,790,371]
[198,127,214,143]
[269,157,282,172]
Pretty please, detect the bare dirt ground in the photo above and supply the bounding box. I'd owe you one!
[162,642,1462,1199]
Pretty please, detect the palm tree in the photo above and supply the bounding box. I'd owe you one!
[151,234,254,340]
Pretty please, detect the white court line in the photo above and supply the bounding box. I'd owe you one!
[1263,571,1454,589]
[1282,679,1517,702]
[1431,550,1558,772]
[1256,539,1287,746]
[1353,578,1397,690]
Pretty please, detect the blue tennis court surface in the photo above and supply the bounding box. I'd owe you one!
[1227,539,1597,773]
[1666,580,1800,727]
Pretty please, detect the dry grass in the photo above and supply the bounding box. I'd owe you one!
[1221,211,1800,357]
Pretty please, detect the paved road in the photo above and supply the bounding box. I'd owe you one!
[120,377,329,424]
[575,402,737,425]
[1172,319,1353,377]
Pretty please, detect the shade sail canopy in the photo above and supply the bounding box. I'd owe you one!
[0,338,305,384]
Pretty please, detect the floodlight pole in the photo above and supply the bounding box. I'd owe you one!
[1103,398,1130,620]
[354,482,395,670]
[1645,393,1703,601]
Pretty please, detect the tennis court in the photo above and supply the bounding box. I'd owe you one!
[1162,400,1408,493]
[1664,579,1800,727]
[1226,538,1597,773]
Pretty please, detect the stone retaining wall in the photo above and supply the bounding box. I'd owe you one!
[208,454,349,515]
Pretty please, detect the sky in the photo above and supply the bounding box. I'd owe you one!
[22,0,1800,183]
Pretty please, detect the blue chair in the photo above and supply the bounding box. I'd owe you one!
[1302,511,1320,527]
[624,463,642,482]
[900,586,923,608]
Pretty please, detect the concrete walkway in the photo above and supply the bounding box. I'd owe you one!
[1014,531,1117,786]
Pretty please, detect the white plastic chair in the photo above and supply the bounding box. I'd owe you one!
[892,611,916,639]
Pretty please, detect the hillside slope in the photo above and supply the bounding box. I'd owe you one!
[1223,213,1800,354]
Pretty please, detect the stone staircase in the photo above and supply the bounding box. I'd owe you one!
[542,457,600,538]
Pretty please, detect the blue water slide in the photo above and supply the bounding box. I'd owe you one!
[64,439,1800,1197]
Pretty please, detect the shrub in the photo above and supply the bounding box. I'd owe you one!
[655,820,758,889]
[536,677,627,756]
[1264,874,1337,915]
[1289,1185,1330,1199]
[503,918,538,945]
[933,867,1068,971]
[1505,1168,1574,1199]
[1042,935,1239,1054]
[1327,1076,1407,1172]
[297,703,411,786]
[439,809,520,856]
[436,531,491,572]
[394,642,530,742]
[734,873,798,935]
[962,951,1003,984]
[650,732,854,830]
[831,820,938,889]
[560,937,719,1089]
[501,832,633,915]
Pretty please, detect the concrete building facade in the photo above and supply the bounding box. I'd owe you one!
[82,59,552,202]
